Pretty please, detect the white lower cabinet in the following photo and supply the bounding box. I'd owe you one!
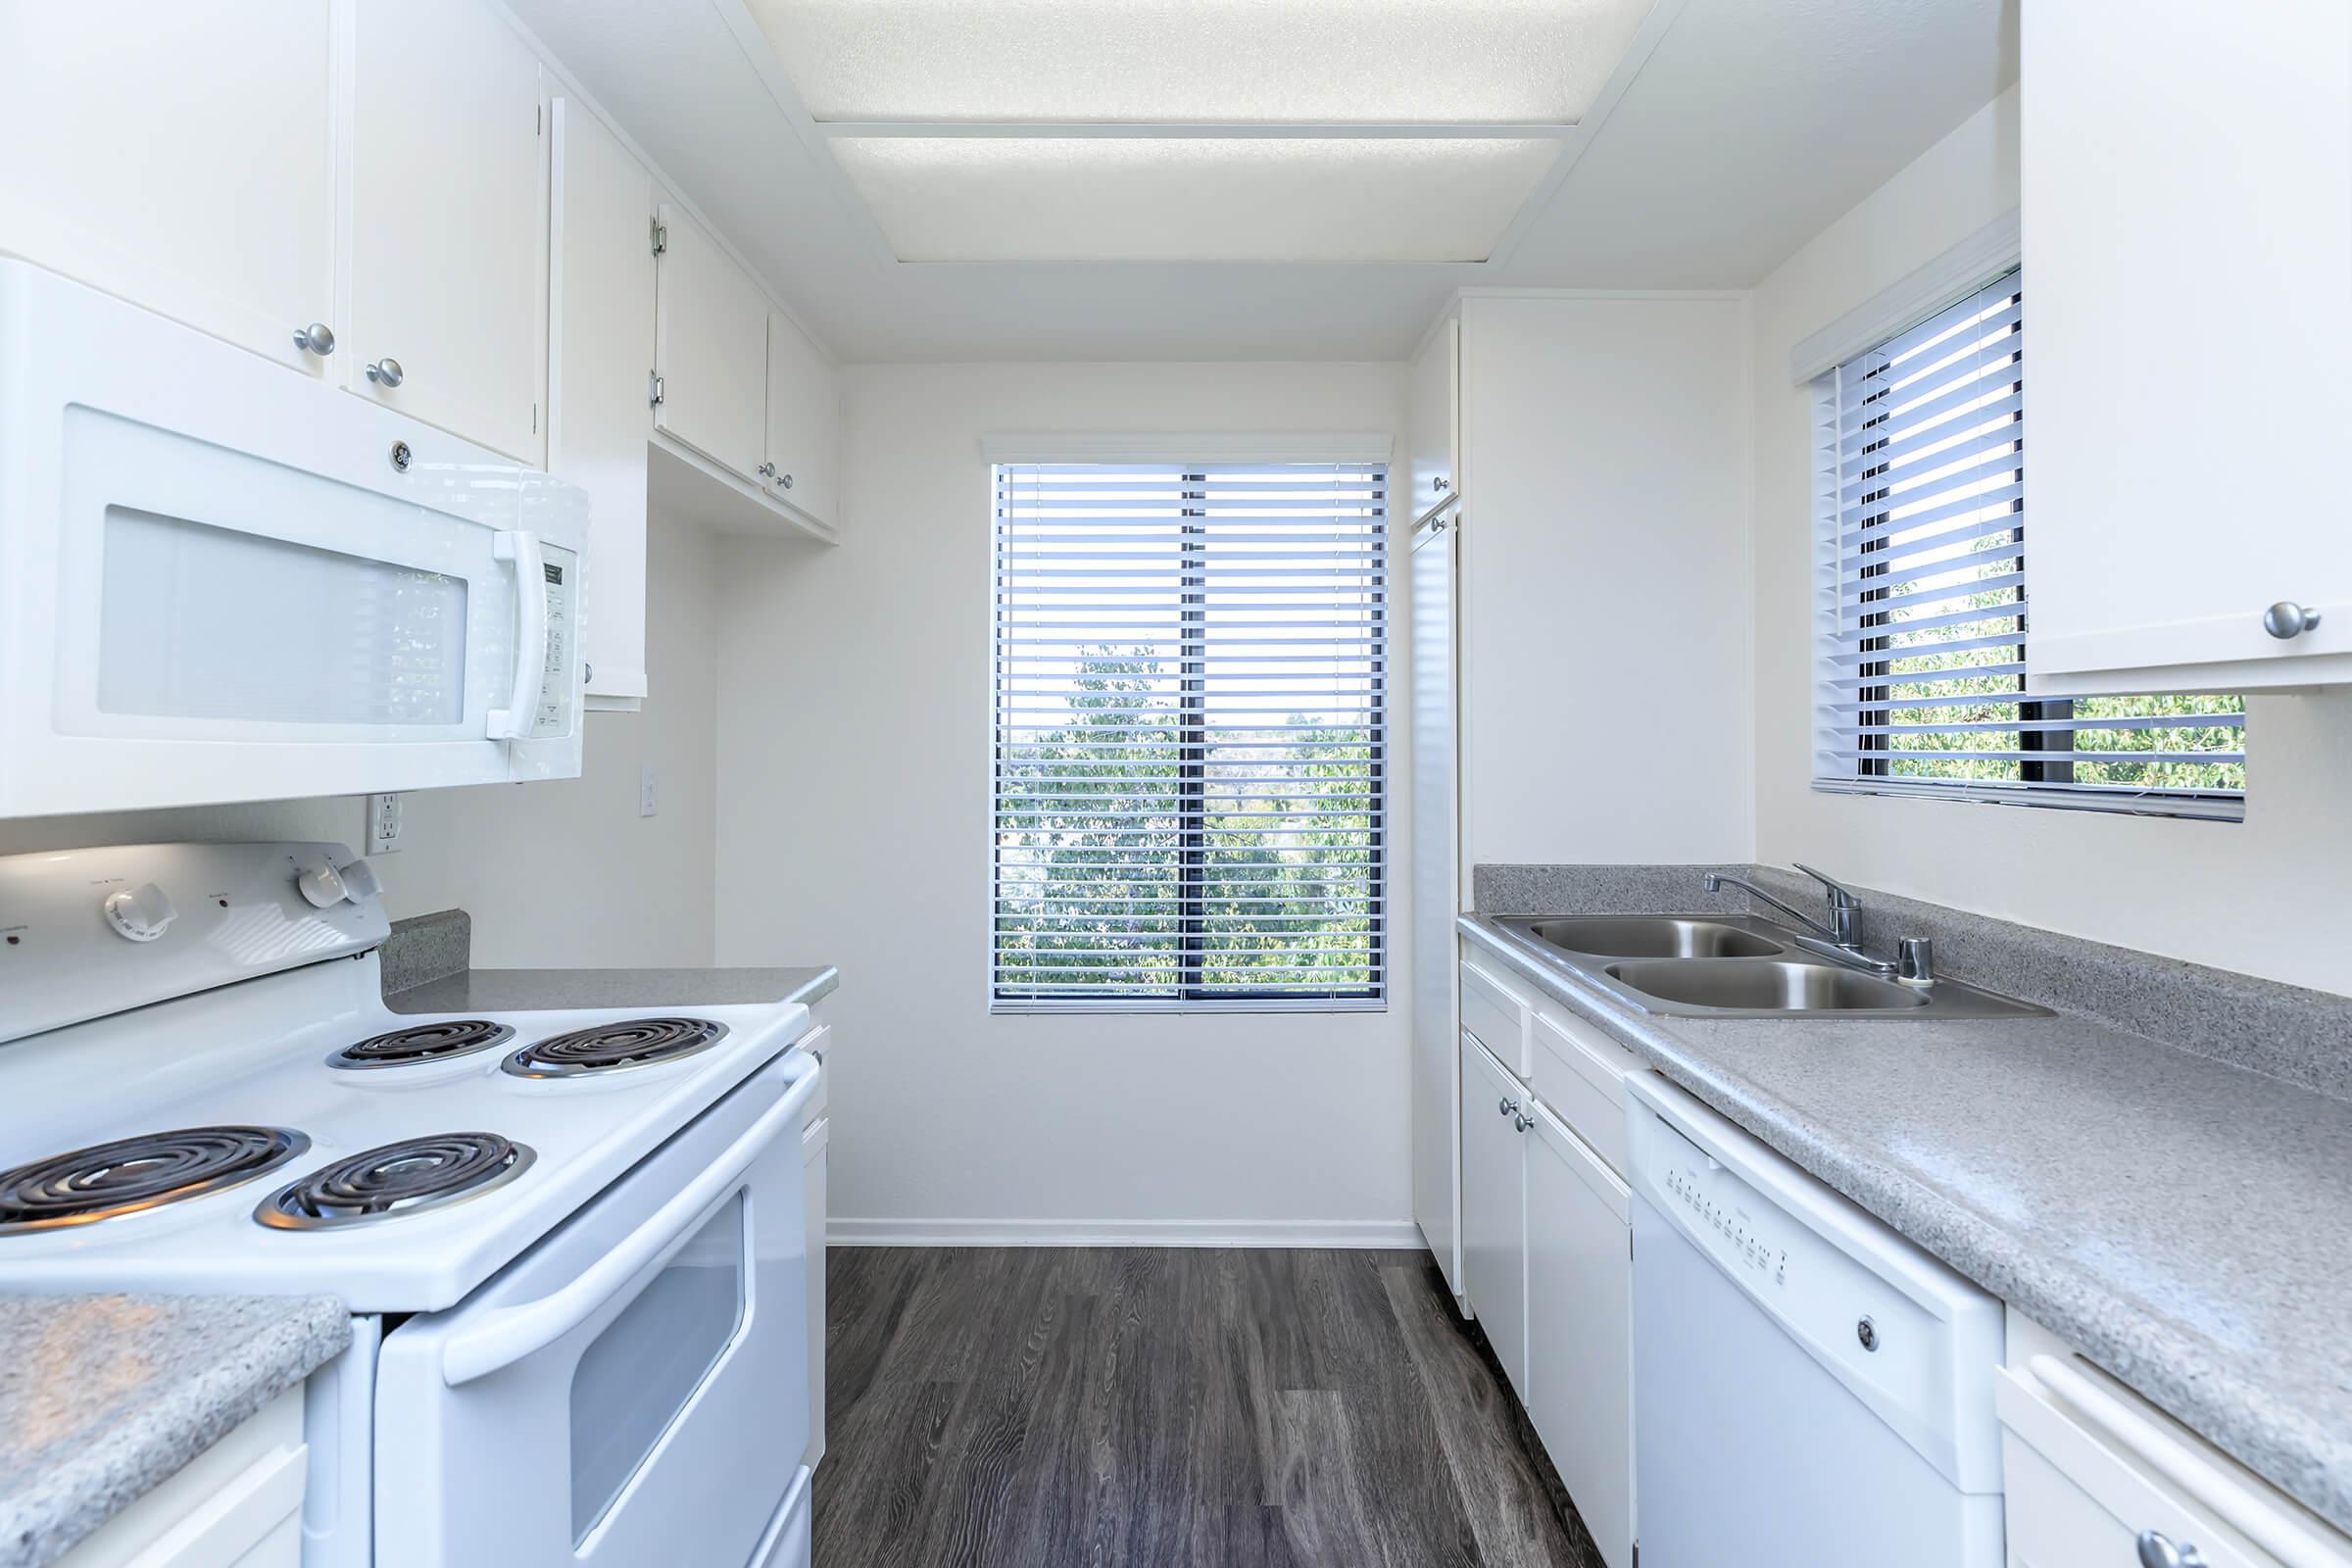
[1999,1324,2352,1568]
[1524,1099,1634,1568]
[1460,1012,1638,1568]
[56,1391,305,1567]
[1460,1033,1529,1394]
[1457,946,1642,1568]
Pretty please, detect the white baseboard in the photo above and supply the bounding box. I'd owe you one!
[826,1216,1426,1250]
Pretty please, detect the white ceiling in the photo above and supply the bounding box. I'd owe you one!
[503,0,2017,363]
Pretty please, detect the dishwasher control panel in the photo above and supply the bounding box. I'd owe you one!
[1662,1160,1789,1287]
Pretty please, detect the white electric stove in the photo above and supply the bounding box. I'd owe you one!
[0,842,821,1568]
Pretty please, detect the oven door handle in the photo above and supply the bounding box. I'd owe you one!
[485,530,546,741]
[438,1058,820,1388]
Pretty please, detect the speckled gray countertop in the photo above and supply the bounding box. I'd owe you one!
[0,1295,348,1568]
[385,964,838,1014]
[1458,910,2352,1536]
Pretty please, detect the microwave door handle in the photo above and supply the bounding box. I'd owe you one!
[438,1058,821,1388]
[485,530,546,741]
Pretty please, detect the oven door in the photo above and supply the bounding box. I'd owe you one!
[372,1054,818,1567]
[0,259,586,816]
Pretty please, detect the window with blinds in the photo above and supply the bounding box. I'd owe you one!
[1813,270,2245,817]
[992,460,1388,1006]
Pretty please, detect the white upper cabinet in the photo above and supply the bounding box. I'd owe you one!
[1406,315,1460,519]
[653,204,769,485]
[763,309,839,533]
[0,3,335,376]
[347,0,549,465]
[550,99,657,704]
[2024,0,2352,693]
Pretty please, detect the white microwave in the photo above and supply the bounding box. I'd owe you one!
[0,260,589,818]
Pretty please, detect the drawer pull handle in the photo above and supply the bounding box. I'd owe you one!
[2136,1532,2207,1568]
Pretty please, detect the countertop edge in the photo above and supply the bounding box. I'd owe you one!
[0,1295,350,1568]
[1456,912,2351,1537]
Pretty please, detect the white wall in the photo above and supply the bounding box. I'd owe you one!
[1458,293,1755,874]
[0,514,724,968]
[1750,85,2352,997]
[712,361,1416,1243]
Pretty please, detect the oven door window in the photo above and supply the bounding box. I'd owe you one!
[568,1192,749,1545]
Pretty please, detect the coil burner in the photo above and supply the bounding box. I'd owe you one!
[0,1127,310,1234]
[329,1020,515,1070]
[501,1017,729,1079]
[256,1133,535,1230]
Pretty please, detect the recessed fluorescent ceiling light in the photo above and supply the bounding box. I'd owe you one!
[831,136,1557,263]
[750,0,1657,124]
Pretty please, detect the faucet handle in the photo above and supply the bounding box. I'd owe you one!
[1791,862,1859,907]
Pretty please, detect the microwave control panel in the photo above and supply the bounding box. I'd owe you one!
[529,544,579,738]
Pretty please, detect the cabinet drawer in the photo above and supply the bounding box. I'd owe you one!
[1996,1357,2352,1568]
[1459,957,1532,1077]
[1529,1004,1640,1177]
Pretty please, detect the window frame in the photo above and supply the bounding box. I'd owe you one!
[985,438,1393,1015]
[1807,248,2245,823]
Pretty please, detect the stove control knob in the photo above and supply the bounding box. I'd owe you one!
[297,858,384,909]
[103,882,177,943]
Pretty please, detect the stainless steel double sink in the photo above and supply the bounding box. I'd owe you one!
[1491,914,2047,1019]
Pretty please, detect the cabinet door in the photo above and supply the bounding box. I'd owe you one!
[347,0,548,463]
[550,99,656,703]
[2024,0,2352,691]
[763,310,839,530]
[1460,1034,1528,1395]
[1405,316,1460,520]
[0,3,333,374]
[654,204,769,484]
[1525,1102,1634,1568]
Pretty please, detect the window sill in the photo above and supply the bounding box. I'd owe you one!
[989,997,1390,1017]
[1811,776,2243,823]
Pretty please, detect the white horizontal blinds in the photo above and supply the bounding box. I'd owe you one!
[993,462,1387,1002]
[1817,271,2245,808]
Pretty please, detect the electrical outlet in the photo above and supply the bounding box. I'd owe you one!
[638,764,658,818]
[367,793,404,854]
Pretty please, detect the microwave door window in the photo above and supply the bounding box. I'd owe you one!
[97,506,466,725]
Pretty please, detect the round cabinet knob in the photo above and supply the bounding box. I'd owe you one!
[366,357,405,388]
[1855,1316,1880,1351]
[102,882,177,943]
[756,462,776,479]
[2262,601,2322,639]
[779,472,795,490]
[1512,1114,1530,1133]
[296,858,384,910]
[2136,1531,2208,1568]
[291,322,336,358]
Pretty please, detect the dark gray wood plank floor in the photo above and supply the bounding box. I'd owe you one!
[815,1247,1602,1568]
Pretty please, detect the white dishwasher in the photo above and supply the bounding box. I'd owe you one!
[1625,1073,2005,1567]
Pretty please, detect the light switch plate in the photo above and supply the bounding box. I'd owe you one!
[639,764,658,818]
[367,793,404,854]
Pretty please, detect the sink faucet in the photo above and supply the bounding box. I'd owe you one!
[1703,864,1935,985]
